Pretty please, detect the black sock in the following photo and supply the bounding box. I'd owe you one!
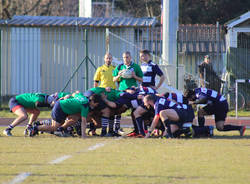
[222,125,241,131]
[198,117,205,127]
[89,122,96,132]
[108,116,114,133]
[135,117,145,136]
[7,125,14,130]
[172,130,182,138]
[101,116,109,134]
[163,120,173,138]
[114,115,121,133]
[132,118,139,134]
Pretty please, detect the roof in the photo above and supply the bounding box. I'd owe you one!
[225,11,250,29]
[0,15,157,28]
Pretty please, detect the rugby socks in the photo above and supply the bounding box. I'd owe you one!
[163,120,173,138]
[108,116,114,133]
[114,115,121,133]
[101,116,109,135]
[222,125,241,131]
[135,117,145,136]
[198,117,205,127]
[7,125,14,130]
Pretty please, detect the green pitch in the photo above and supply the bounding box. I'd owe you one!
[0,127,249,184]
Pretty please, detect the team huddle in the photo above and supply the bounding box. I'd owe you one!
[2,50,246,138]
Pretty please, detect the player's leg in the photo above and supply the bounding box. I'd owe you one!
[3,98,28,136]
[133,106,147,136]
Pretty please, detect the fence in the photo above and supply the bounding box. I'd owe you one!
[0,23,249,109]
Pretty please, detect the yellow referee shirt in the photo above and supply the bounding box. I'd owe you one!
[94,64,116,89]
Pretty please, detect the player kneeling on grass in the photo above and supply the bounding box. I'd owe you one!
[144,94,196,138]
[28,93,101,138]
[184,88,246,136]
[3,93,52,136]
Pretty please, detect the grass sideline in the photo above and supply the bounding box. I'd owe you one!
[0,127,250,184]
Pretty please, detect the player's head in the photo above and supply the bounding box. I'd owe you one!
[183,89,196,101]
[104,53,112,66]
[122,51,132,65]
[204,55,211,64]
[89,94,102,108]
[139,49,151,63]
[143,94,156,109]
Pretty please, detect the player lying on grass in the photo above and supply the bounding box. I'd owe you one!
[3,93,52,136]
[28,93,102,138]
[184,87,246,136]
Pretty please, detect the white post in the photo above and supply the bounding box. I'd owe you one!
[79,0,92,17]
[162,0,179,65]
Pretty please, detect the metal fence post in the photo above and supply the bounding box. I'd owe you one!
[85,29,89,90]
[176,30,179,89]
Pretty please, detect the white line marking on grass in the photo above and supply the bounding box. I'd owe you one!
[87,143,105,151]
[49,155,72,164]
[8,172,31,184]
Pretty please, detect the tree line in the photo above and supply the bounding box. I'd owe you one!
[1,0,249,24]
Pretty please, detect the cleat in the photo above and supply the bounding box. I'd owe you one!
[126,131,138,137]
[209,126,214,137]
[184,127,193,138]
[112,132,121,137]
[104,132,114,137]
[27,126,38,137]
[240,126,246,136]
[100,130,107,137]
[135,134,144,138]
[118,128,126,136]
[24,125,32,136]
[3,129,12,136]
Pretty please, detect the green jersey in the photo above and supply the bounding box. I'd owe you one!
[113,62,143,90]
[15,93,47,108]
[60,95,89,117]
[90,87,123,101]
[58,92,71,98]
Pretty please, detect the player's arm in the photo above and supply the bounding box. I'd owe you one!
[113,71,122,82]
[145,115,160,138]
[101,93,117,108]
[132,71,143,82]
[155,75,165,90]
[81,117,87,138]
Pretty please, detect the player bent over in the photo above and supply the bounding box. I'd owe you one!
[29,93,101,138]
[3,93,51,136]
[144,94,195,138]
[184,88,246,136]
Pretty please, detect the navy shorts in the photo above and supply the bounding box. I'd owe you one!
[116,98,132,108]
[51,101,67,124]
[202,101,228,122]
[186,105,195,122]
[9,97,23,112]
[175,108,189,125]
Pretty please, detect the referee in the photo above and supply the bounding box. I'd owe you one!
[94,53,116,89]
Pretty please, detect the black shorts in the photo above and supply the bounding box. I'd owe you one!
[175,108,189,125]
[202,101,228,122]
[51,101,67,124]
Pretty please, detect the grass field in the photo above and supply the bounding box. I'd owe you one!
[0,108,249,118]
[0,127,250,184]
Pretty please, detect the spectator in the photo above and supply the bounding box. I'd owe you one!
[198,55,223,92]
